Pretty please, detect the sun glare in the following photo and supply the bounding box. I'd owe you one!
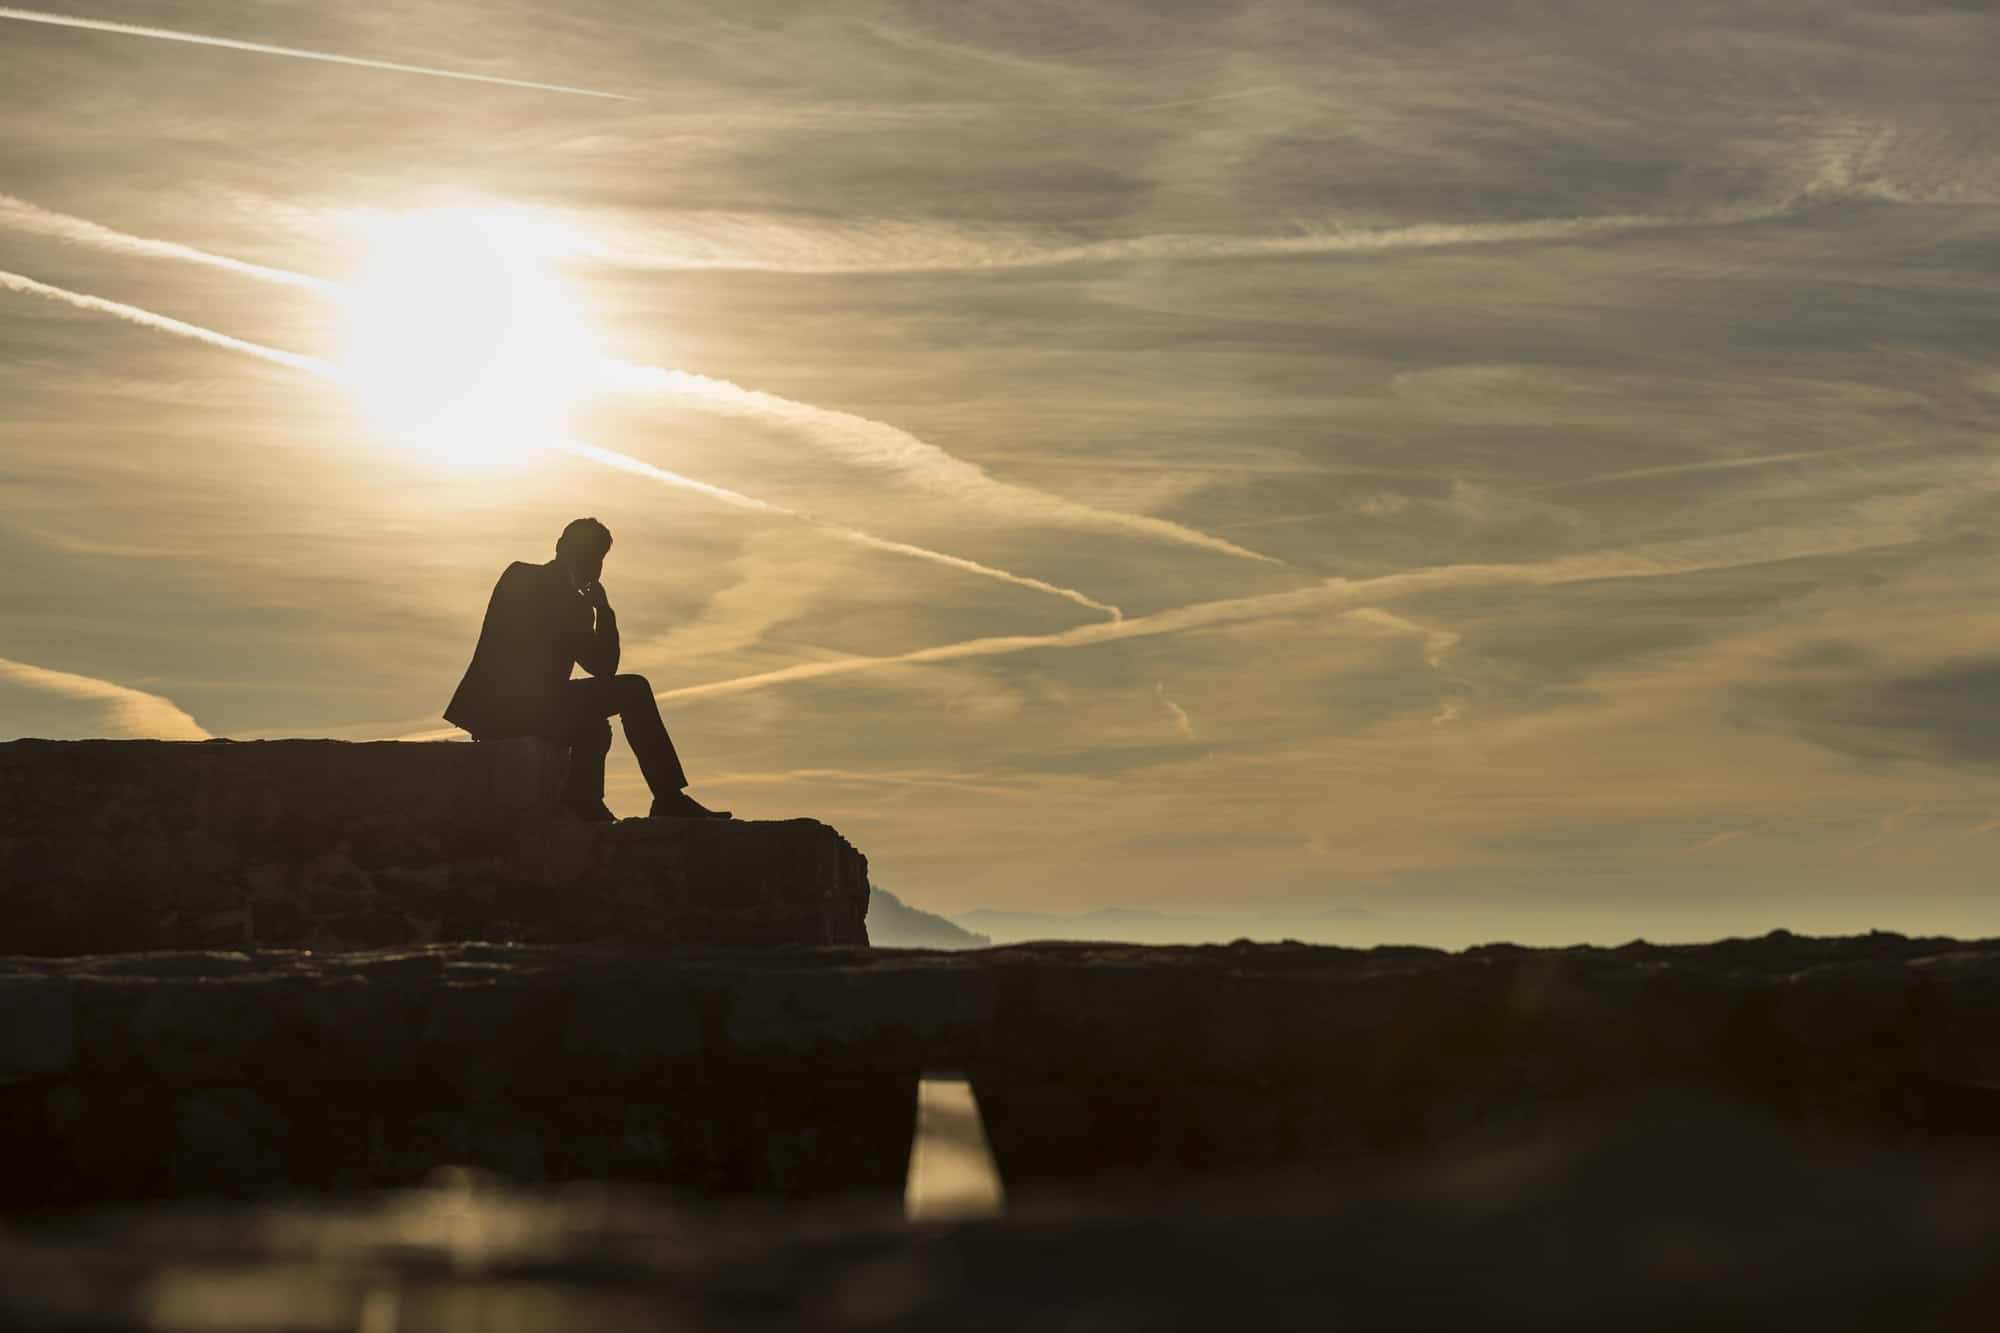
[337,206,600,469]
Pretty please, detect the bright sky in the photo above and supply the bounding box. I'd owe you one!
[3,1,1998,946]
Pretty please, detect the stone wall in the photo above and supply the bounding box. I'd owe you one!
[0,946,917,1207]
[963,934,2000,1193]
[0,739,869,953]
[6,934,2000,1208]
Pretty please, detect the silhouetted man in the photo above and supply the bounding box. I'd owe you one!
[445,518,729,821]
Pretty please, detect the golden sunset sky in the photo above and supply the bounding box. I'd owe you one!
[3,1,1998,944]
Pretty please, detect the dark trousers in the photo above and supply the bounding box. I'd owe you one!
[556,673,688,805]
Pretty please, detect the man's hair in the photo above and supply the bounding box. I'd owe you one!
[557,516,613,558]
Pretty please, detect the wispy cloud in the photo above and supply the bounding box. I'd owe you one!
[604,361,1276,562]
[708,766,1026,794]
[1543,440,1932,493]
[0,199,1268,565]
[1156,684,1195,740]
[0,270,1121,619]
[1341,608,1459,668]
[556,440,1121,618]
[660,488,1975,705]
[0,656,208,739]
[0,6,631,99]
[591,197,1829,277]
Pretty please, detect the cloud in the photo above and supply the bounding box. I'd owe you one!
[604,362,1277,563]
[9,0,1999,927]
[587,194,1855,276]
[660,485,1974,705]
[1772,658,2000,769]
[0,656,208,739]
[0,269,1122,619]
[557,440,1121,618]
[1546,440,1933,493]
[0,7,631,99]
[1340,608,1459,667]
[0,198,1267,566]
[1156,684,1195,740]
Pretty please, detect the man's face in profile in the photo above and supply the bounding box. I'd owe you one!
[560,544,606,590]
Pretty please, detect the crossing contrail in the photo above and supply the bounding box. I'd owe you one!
[656,484,1975,705]
[0,7,633,100]
[556,440,1121,618]
[0,270,1121,619]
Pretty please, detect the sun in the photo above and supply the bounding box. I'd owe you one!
[337,206,601,469]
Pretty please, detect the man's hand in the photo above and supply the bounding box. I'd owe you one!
[582,580,612,613]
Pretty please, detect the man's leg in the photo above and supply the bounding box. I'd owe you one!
[558,675,723,817]
[557,715,613,815]
[605,673,689,796]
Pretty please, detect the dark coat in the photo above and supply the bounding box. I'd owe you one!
[444,561,617,739]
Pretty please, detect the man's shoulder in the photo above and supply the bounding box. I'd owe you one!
[497,560,553,586]
[490,561,561,609]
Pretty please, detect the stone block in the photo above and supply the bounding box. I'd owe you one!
[0,976,73,1083]
[563,983,707,1071]
[41,1079,176,1198]
[0,739,870,954]
[170,1088,290,1196]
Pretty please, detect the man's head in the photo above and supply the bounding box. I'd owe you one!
[555,516,613,587]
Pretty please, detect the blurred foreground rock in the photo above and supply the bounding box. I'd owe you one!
[0,739,869,953]
[4,1109,1999,1331]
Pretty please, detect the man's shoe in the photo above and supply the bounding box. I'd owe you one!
[563,799,618,823]
[650,792,732,820]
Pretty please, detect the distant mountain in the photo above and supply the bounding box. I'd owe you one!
[867,888,992,949]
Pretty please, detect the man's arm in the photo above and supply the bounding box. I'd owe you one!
[577,581,621,677]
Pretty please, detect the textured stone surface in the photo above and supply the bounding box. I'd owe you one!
[0,739,869,953]
[0,946,919,1207]
[7,934,2000,1208]
[4,1110,2000,1331]
[963,934,2000,1192]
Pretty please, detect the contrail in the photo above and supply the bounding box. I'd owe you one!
[0,194,338,294]
[0,7,632,100]
[556,440,1122,618]
[0,271,1121,619]
[658,490,1974,704]
[0,198,1266,566]
[0,656,209,739]
[1544,439,1931,492]
[592,198,1819,277]
[0,269,335,376]
[603,361,1279,563]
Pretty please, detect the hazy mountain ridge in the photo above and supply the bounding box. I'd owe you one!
[867,887,991,949]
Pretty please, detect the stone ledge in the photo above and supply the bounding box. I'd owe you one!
[6,935,2000,1206]
[0,739,869,953]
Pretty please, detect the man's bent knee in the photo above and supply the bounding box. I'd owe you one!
[615,673,653,699]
